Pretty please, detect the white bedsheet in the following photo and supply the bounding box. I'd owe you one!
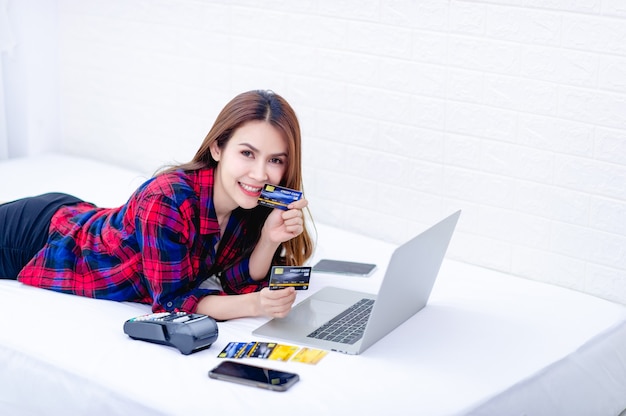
[1,153,626,415]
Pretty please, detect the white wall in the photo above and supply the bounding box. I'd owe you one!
[10,0,626,303]
[2,0,61,157]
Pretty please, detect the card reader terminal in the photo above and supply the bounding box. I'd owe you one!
[124,311,218,355]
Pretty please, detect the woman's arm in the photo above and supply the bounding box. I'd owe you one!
[248,198,308,280]
[248,232,281,280]
[196,287,296,320]
[199,199,307,320]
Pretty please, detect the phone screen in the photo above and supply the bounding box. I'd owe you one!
[313,259,377,276]
[208,361,299,391]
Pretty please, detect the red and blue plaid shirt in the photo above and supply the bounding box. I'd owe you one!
[18,168,267,313]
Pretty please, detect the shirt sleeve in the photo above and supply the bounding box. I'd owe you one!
[135,193,210,313]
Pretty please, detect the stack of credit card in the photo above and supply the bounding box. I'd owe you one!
[257,184,302,210]
[218,341,328,365]
[269,266,311,290]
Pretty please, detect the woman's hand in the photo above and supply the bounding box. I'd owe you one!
[262,198,308,244]
[256,286,296,318]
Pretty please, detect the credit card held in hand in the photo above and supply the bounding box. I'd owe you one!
[269,266,311,290]
[257,184,302,210]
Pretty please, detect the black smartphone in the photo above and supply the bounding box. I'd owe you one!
[313,259,377,277]
[208,361,300,392]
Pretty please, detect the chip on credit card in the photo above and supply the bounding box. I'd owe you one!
[257,184,302,210]
[269,266,311,290]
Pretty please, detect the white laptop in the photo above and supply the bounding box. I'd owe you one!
[252,210,461,355]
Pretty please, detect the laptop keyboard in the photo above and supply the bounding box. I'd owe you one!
[306,298,374,345]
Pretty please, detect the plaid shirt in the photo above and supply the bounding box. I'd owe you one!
[18,168,267,313]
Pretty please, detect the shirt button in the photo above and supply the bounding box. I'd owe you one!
[166,302,173,308]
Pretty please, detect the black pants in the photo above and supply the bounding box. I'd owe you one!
[0,193,84,278]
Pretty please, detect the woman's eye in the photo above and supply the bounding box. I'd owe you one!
[241,150,253,158]
[270,158,284,164]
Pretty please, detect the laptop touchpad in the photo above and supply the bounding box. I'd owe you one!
[307,299,350,327]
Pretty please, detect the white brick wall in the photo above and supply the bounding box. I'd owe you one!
[21,0,626,303]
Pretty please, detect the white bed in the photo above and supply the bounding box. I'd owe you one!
[1,153,626,415]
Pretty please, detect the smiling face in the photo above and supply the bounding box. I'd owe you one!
[210,120,288,215]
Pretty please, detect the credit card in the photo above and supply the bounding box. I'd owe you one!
[290,347,329,365]
[257,184,302,210]
[269,266,311,290]
[248,342,277,359]
[217,342,248,359]
[268,344,299,362]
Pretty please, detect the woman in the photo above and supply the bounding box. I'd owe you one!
[0,90,314,320]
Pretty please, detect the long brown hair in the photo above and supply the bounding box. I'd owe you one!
[162,90,314,266]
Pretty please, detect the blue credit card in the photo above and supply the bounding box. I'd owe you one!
[269,266,311,290]
[257,184,302,210]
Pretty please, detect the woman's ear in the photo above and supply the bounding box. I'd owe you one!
[209,141,221,162]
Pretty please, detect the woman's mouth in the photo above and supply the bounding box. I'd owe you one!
[239,182,262,197]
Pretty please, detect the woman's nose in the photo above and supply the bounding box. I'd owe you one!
[250,161,268,182]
